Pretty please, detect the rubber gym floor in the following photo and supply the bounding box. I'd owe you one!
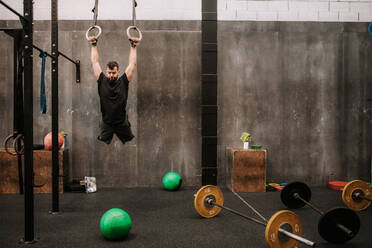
[0,187,371,248]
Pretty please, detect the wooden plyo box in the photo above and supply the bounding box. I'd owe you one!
[226,147,266,192]
[0,148,68,194]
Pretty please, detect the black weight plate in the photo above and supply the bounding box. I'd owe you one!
[318,207,360,244]
[280,182,311,209]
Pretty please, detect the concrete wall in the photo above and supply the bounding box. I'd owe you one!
[218,22,372,185]
[136,23,201,186]
[0,20,201,188]
[0,20,371,187]
[0,32,13,143]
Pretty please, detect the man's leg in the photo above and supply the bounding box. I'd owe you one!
[97,121,114,144]
[115,117,135,144]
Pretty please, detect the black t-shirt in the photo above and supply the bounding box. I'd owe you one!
[97,72,129,125]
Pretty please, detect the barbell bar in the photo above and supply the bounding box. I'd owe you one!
[280,182,360,244]
[194,185,316,248]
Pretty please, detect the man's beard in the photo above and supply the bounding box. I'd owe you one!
[109,77,118,82]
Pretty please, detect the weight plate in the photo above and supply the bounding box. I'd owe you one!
[281,182,311,209]
[342,180,371,211]
[194,185,224,218]
[265,210,301,248]
[318,207,360,244]
[275,186,284,191]
[269,183,280,188]
[328,181,347,191]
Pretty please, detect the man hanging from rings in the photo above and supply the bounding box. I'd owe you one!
[86,0,142,144]
[88,36,139,144]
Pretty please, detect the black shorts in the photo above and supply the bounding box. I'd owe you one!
[97,117,134,144]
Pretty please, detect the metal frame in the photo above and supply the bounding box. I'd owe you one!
[59,51,81,83]
[51,0,59,214]
[0,0,28,22]
[22,0,35,243]
[2,29,25,195]
[33,44,55,59]
[201,0,218,185]
[0,0,81,241]
[0,3,36,241]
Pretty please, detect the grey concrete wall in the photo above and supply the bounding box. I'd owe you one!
[0,32,13,144]
[137,28,201,187]
[0,20,201,188]
[1,20,371,188]
[218,22,372,186]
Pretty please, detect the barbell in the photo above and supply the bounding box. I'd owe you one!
[280,182,360,244]
[342,180,371,211]
[194,185,315,248]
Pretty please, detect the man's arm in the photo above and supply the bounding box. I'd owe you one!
[125,39,138,82]
[90,38,102,81]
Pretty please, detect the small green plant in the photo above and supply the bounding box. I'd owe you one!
[240,132,251,142]
[59,131,68,137]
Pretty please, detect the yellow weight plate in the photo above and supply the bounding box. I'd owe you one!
[194,185,224,218]
[265,210,301,248]
[342,180,371,211]
[269,183,280,188]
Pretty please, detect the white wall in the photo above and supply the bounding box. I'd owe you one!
[0,0,372,22]
[219,0,372,21]
[0,0,201,20]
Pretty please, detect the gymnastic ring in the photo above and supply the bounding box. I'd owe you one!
[85,25,102,41]
[3,134,17,156]
[126,26,142,44]
[13,134,24,155]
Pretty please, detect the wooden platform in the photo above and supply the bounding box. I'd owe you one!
[226,147,266,192]
[0,148,68,194]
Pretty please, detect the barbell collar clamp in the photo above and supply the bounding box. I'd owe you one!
[354,192,372,202]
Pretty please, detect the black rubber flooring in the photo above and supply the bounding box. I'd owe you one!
[0,187,371,248]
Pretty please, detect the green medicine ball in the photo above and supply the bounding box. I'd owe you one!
[162,172,182,191]
[100,208,132,240]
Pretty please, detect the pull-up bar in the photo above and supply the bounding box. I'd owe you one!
[0,0,28,23]
[59,52,77,65]
[59,52,81,83]
[0,1,81,83]
[0,29,81,84]
[32,45,55,59]
[32,47,81,83]
[33,46,80,67]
